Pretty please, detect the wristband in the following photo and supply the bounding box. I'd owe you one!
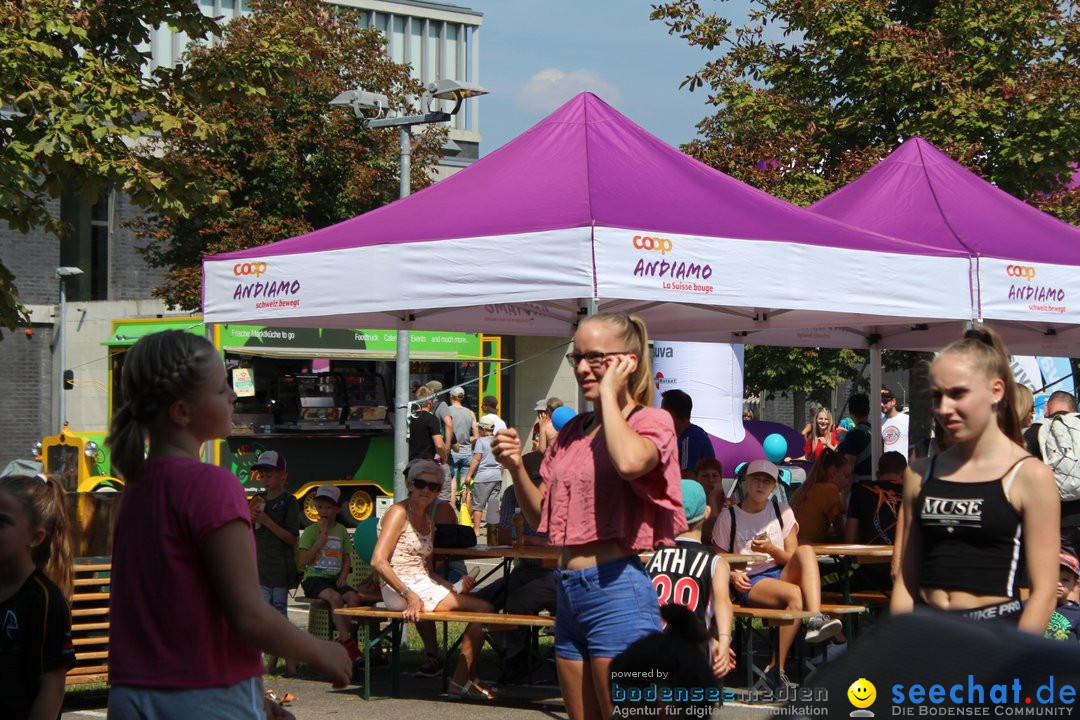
[398,586,411,598]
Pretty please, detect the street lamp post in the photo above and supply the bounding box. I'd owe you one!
[56,266,83,433]
[331,80,488,502]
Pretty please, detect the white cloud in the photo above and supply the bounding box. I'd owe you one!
[515,68,622,113]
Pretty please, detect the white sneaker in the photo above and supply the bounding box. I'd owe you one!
[805,613,843,643]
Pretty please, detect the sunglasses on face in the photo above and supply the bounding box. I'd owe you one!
[565,351,633,369]
[412,478,440,491]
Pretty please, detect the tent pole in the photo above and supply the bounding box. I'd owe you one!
[393,125,413,503]
[870,337,883,482]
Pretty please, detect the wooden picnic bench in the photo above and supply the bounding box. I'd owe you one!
[336,606,555,699]
[730,602,864,692]
[68,562,112,686]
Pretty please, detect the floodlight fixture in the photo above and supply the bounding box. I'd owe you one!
[56,266,84,279]
[329,88,390,120]
[426,79,489,116]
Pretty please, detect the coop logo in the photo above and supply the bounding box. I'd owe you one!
[234,261,269,277]
[633,235,673,255]
[1006,265,1036,282]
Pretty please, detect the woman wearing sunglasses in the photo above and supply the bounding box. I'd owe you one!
[370,459,496,699]
[493,313,685,720]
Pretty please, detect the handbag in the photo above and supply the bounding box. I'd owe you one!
[434,523,477,548]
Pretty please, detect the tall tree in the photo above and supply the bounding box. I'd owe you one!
[651,0,1080,209]
[0,0,221,334]
[136,0,444,310]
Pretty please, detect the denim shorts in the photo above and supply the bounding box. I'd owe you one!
[108,676,265,720]
[260,585,289,616]
[734,565,784,604]
[554,556,662,660]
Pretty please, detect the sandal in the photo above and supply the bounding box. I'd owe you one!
[449,679,496,701]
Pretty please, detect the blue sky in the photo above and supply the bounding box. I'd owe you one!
[463,1,752,156]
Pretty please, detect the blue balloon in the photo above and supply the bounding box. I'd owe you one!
[550,406,576,431]
[762,433,788,463]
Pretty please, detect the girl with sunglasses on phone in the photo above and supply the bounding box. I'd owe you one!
[891,327,1059,633]
[493,313,686,720]
[371,459,496,700]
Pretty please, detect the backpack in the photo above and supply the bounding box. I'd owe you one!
[727,496,785,553]
[1038,413,1080,502]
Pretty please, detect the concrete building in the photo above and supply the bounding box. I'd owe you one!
[0,0,485,466]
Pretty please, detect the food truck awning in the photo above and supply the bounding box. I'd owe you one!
[105,318,205,347]
[221,346,505,362]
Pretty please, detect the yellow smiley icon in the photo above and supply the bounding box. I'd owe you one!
[848,678,877,709]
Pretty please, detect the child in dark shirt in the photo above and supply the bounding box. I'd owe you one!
[0,474,76,720]
[251,451,301,675]
[1045,552,1080,642]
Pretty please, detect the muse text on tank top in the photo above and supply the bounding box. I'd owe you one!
[915,457,1026,598]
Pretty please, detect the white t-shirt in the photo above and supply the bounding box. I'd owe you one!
[712,501,798,576]
[882,412,910,456]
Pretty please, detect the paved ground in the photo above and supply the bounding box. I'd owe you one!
[61,558,778,719]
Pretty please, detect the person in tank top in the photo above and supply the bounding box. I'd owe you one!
[891,327,1060,634]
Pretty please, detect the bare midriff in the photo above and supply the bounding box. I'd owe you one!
[559,539,635,570]
[920,587,1014,611]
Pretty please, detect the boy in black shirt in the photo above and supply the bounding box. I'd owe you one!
[250,450,301,675]
[646,480,735,678]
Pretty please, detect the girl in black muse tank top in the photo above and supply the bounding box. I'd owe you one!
[891,327,1060,635]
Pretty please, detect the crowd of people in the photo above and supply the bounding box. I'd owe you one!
[5,318,1080,720]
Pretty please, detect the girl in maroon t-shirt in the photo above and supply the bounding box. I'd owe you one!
[105,331,350,719]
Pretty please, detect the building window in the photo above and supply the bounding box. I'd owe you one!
[60,186,111,301]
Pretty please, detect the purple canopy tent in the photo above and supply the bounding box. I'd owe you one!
[811,137,1080,354]
[203,95,972,346]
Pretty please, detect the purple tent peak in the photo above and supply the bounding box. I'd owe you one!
[811,136,1080,264]
[213,93,961,261]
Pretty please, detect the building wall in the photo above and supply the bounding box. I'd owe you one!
[1,197,63,305]
[0,316,55,468]
[505,335,578,442]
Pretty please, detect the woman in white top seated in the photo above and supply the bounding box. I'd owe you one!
[371,459,496,699]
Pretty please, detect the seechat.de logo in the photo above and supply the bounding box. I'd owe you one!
[633,235,673,255]
[1006,264,1036,281]
[233,261,269,277]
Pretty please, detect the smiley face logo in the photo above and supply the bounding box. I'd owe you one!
[848,678,877,714]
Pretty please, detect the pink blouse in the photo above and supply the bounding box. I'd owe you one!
[538,406,687,551]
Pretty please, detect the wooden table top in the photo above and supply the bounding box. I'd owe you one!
[809,543,894,558]
[436,544,767,564]
[435,544,562,560]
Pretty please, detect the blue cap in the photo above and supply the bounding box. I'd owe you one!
[681,479,707,525]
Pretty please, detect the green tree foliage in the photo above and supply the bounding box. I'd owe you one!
[0,0,221,335]
[135,0,444,310]
[651,0,1080,207]
[652,0,1080,394]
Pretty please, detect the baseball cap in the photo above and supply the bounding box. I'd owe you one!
[744,459,779,481]
[477,416,496,431]
[881,387,897,402]
[450,386,465,398]
[534,400,548,411]
[1061,552,1080,577]
[681,479,707,525]
[252,450,286,471]
[314,485,341,504]
[425,380,444,393]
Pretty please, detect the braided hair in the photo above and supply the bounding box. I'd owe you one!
[106,330,218,483]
